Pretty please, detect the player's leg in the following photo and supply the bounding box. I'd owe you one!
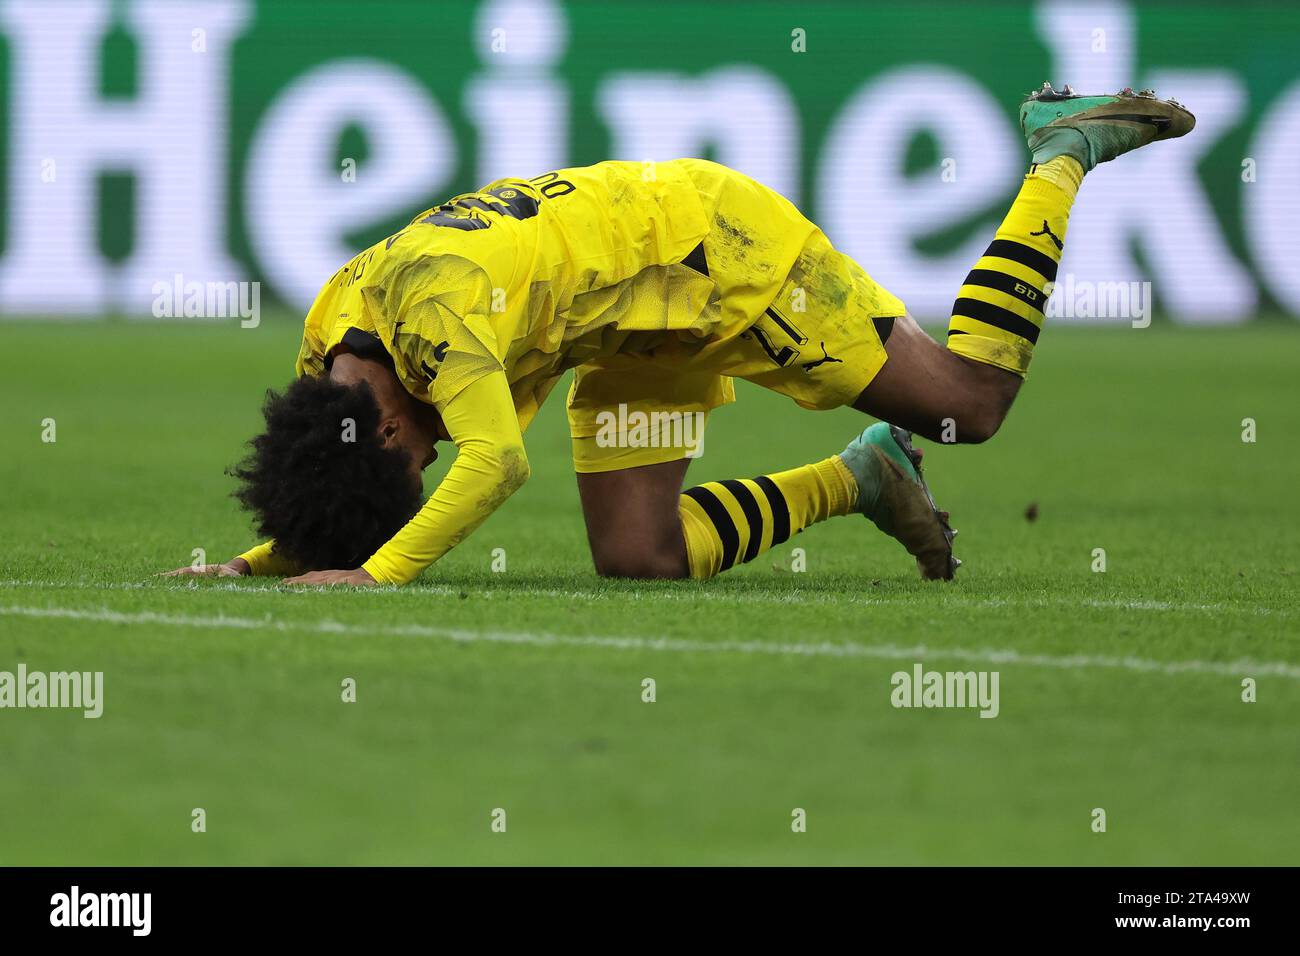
[569,352,957,579]
[665,87,1197,582]
[567,359,730,578]
[577,459,691,578]
[670,424,956,581]
[851,311,1021,443]
[857,85,1195,441]
[603,162,960,581]
[577,443,917,580]
[568,360,887,579]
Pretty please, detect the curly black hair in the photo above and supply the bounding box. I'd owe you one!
[230,376,425,571]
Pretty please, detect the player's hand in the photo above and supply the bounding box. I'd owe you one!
[160,558,250,578]
[282,568,379,587]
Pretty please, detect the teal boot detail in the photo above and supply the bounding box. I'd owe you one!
[838,423,959,581]
[1020,82,1196,171]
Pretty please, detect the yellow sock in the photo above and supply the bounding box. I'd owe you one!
[946,156,1083,377]
[679,456,857,579]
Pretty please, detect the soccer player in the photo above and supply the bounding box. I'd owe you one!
[164,85,1193,587]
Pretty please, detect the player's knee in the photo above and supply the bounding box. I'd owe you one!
[592,548,688,579]
[957,403,1005,444]
[918,402,1002,444]
[951,359,1018,443]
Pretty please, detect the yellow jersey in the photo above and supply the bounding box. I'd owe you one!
[294,158,811,428]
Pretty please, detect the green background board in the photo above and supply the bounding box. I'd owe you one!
[2,0,1298,313]
[230,0,1300,310]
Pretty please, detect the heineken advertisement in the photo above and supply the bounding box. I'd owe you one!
[2,0,1298,323]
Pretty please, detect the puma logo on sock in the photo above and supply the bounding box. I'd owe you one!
[1030,219,1064,250]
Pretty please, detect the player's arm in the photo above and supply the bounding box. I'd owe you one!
[233,541,300,576]
[286,370,529,586]
[159,540,299,578]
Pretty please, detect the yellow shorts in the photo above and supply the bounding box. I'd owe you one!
[568,359,733,473]
[567,163,904,474]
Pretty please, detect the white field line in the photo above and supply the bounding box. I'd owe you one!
[0,578,1293,619]
[2,604,1298,681]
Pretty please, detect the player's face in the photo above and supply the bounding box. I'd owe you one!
[382,417,438,480]
[410,435,438,473]
[332,351,442,478]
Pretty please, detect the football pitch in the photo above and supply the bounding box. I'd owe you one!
[1,317,1296,866]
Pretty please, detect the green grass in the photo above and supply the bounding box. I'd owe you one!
[1,317,1297,865]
